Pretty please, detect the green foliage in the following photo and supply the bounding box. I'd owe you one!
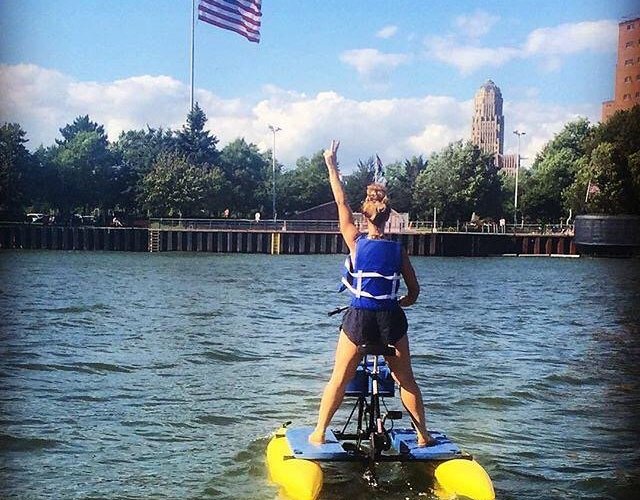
[522,118,592,222]
[0,123,33,216]
[57,115,107,146]
[112,127,175,215]
[7,103,637,223]
[344,157,375,211]
[140,152,225,217]
[413,141,501,223]
[219,138,270,217]
[278,150,332,215]
[113,127,174,177]
[565,143,616,214]
[29,146,59,211]
[175,103,219,166]
[48,124,117,213]
[563,106,640,215]
[385,155,427,215]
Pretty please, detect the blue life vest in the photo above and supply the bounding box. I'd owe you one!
[340,237,402,310]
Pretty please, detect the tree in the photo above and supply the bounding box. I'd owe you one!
[140,152,225,217]
[48,123,117,214]
[565,143,616,214]
[113,127,174,177]
[344,157,375,211]
[33,115,124,218]
[385,155,427,215]
[219,138,271,217]
[174,103,219,166]
[112,127,175,215]
[500,169,533,223]
[0,123,34,217]
[278,150,332,215]
[586,106,639,214]
[412,141,501,223]
[522,118,592,222]
[57,115,107,146]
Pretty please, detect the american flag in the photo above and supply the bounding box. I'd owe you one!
[374,154,386,185]
[198,0,262,43]
[585,179,600,203]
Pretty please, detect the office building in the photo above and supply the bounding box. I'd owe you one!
[602,17,640,121]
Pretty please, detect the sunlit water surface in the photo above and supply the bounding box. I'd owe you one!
[1,251,639,499]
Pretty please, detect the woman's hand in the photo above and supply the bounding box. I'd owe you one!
[324,139,340,170]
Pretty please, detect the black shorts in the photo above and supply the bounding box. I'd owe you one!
[341,306,408,346]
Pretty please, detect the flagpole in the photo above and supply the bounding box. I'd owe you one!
[585,179,591,203]
[190,0,196,111]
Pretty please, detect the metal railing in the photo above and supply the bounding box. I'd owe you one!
[148,218,574,235]
[149,218,341,232]
[410,220,573,235]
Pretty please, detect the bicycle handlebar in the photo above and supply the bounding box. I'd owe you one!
[327,305,349,317]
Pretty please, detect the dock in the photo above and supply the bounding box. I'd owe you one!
[0,222,577,257]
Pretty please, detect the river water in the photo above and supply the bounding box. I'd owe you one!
[1,251,639,500]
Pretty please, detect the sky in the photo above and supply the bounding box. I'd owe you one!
[1,0,638,172]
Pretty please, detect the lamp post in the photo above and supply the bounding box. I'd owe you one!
[513,130,526,228]
[268,125,281,222]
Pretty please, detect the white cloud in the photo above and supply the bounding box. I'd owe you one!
[0,63,191,145]
[425,19,618,74]
[523,20,618,56]
[503,99,599,167]
[453,10,500,38]
[376,25,398,39]
[339,48,410,85]
[0,64,599,173]
[425,36,520,75]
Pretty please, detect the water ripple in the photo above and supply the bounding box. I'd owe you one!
[0,252,638,499]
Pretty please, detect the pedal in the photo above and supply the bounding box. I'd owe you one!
[385,410,403,420]
[378,432,392,451]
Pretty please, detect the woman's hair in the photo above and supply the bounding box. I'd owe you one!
[361,183,391,227]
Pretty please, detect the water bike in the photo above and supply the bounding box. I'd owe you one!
[266,315,495,500]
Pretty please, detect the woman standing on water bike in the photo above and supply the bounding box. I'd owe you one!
[309,140,430,447]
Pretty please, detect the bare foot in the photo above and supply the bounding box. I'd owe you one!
[417,434,437,447]
[308,429,325,445]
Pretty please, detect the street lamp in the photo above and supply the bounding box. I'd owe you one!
[513,130,526,228]
[268,125,281,222]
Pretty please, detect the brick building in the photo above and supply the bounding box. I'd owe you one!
[602,17,640,121]
[496,153,519,177]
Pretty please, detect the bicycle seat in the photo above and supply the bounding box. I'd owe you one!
[357,344,396,357]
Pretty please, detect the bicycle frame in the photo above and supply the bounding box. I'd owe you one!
[333,345,400,483]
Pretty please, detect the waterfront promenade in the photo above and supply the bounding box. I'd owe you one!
[0,219,577,257]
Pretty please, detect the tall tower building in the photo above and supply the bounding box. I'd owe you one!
[471,80,504,156]
[602,17,640,121]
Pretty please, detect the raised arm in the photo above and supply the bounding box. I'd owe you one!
[324,140,359,254]
[398,249,420,307]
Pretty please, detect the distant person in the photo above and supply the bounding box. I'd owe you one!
[223,208,230,218]
[309,140,431,447]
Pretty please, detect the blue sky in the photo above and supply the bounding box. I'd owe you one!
[1,0,638,170]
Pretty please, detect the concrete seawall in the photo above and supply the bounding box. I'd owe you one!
[1,224,577,257]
